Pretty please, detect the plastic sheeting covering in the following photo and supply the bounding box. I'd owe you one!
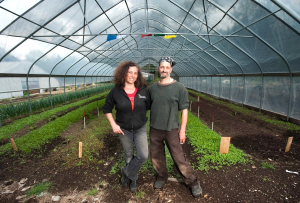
[0,0,299,121]
[180,76,300,120]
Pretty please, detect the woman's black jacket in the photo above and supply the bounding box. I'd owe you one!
[103,85,151,131]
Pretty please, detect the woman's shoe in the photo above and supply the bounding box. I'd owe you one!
[130,180,138,193]
[120,167,128,187]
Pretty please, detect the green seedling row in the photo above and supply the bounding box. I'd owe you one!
[0,83,114,121]
[188,89,300,132]
[0,98,107,156]
[0,91,110,142]
[186,111,250,172]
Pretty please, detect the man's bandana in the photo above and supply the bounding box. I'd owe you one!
[159,56,176,67]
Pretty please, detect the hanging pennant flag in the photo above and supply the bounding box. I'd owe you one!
[117,35,127,39]
[107,34,127,42]
[154,34,165,37]
[141,34,152,38]
[164,35,176,39]
[107,34,117,41]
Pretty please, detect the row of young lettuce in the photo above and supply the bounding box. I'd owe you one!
[0,86,251,173]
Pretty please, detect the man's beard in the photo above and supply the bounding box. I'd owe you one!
[160,72,169,78]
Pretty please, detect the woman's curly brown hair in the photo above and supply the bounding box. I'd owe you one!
[114,61,145,88]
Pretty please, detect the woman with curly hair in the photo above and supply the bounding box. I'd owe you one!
[103,61,150,193]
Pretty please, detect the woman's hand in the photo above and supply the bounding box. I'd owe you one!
[112,123,124,135]
[106,113,124,135]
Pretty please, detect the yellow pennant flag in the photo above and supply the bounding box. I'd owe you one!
[164,35,176,39]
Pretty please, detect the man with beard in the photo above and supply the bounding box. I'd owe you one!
[148,57,202,198]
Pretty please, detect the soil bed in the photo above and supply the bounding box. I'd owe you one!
[0,90,299,202]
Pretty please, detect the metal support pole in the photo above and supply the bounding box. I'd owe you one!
[211,76,212,95]
[49,77,53,109]
[75,77,77,100]
[64,77,66,105]
[242,76,246,107]
[219,76,221,98]
[84,77,86,98]
[287,76,293,121]
[229,76,232,102]
[26,75,32,115]
[207,76,208,94]
[259,76,264,112]
[96,76,97,93]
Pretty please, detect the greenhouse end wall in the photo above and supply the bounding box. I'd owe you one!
[180,76,300,121]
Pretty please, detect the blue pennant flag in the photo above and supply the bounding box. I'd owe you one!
[107,34,117,41]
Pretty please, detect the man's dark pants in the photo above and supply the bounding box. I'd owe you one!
[150,127,198,187]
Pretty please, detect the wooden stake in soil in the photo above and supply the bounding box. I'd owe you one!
[220,137,231,154]
[79,142,82,158]
[285,137,293,152]
[212,112,214,131]
[190,97,192,112]
[84,110,86,128]
[97,101,99,117]
[10,138,17,151]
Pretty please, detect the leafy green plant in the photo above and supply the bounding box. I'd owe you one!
[20,160,26,165]
[88,186,98,196]
[261,162,275,170]
[26,182,52,197]
[136,191,145,198]
[29,125,37,132]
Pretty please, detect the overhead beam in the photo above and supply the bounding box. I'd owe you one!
[31,33,253,37]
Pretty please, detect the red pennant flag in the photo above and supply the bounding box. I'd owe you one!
[141,34,152,38]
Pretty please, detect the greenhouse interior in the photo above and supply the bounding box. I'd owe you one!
[0,0,300,122]
[1,0,300,202]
